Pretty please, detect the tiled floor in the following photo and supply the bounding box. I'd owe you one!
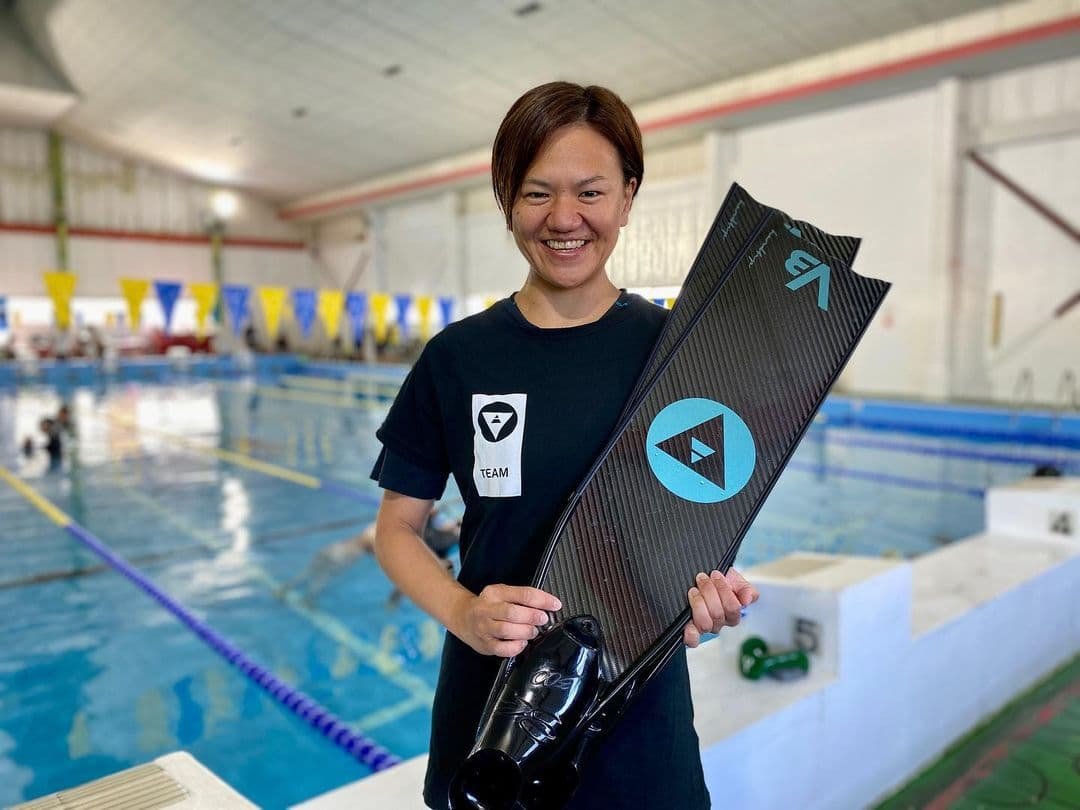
[877,653,1080,809]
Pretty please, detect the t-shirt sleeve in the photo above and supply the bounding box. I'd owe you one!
[372,343,451,496]
[370,446,447,500]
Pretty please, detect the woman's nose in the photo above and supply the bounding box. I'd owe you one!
[547,194,582,230]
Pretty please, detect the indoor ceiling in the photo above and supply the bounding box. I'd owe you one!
[10,0,1019,202]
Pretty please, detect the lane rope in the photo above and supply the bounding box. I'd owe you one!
[0,465,401,772]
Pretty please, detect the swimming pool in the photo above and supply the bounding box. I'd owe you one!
[1,369,1078,807]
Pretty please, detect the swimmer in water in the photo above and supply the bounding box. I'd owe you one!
[283,502,460,606]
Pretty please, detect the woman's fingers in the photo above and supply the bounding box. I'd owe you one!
[488,619,541,641]
[497,601,551,628]
[491,638,530,658]
[467,583,564,657]
[683,620,702,649]
[688,578,714,634]
[495,584,562,613]
[726,568,759,606]
[688,570,750,636]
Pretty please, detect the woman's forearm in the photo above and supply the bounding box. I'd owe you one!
[374,511,473,636]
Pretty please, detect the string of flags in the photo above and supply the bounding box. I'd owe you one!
[0,272,682,342]
[23,271,463,344]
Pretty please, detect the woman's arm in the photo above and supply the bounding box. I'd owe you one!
[374,490,559,657]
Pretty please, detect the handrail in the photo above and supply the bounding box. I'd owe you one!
[1012,367,1034,405]
[1056,369,1078,409]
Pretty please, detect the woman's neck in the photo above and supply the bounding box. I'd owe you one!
[515,274,620,328]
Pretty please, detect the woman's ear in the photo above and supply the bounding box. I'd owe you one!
[620,178,638,226]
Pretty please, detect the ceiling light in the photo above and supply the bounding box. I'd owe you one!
[210,190,239,221]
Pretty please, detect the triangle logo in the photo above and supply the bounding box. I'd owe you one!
[477,402,519,442]
[655,413,726,489]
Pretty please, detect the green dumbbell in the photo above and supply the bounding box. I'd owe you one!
[738,636,810,681]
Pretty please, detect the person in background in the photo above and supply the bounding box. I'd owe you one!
[370,81,757,809]
[39,418,62,469]
[56,403,76,436]
[282,502,460,606]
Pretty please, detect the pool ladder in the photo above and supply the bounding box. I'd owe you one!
[1056,369,1078,411]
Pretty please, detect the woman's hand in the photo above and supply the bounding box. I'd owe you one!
[683,568,758,648]
[452,584,562,657]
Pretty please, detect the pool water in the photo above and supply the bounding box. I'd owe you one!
[0,377,1076,807]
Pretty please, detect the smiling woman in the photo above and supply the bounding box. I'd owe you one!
[492,82,644,327]
[369,81,755,810]
[509,124,636,320]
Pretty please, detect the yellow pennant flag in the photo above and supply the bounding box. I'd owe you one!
[317,289,343,340]
[416,295,434,339]
[119,278,150,329]
[483,296,497,310]
[189,283,218,336]
[665,297,675,310]
[257,287,287,339]
[43,271,77,329]
[371,293,391,343]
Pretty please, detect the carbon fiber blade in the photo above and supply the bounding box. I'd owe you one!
[538,208,889,682]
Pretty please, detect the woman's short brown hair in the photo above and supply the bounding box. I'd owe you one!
[491,82,643,229]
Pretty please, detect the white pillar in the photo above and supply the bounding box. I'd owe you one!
[929,78,966,400]
[443,190,468,311]
[701,129,737,222]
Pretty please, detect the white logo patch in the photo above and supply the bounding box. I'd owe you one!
[472,393,526,497]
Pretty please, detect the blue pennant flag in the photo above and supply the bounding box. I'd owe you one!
[438,296,454,328]
[292,288,317,337]
[652,298,666,308]
[394,293,412,339]
[154,281,182,334]
[0,296,7,330]
[223,285,251,337]
[345,291,368,344]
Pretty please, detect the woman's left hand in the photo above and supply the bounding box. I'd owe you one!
[683,568,759,648]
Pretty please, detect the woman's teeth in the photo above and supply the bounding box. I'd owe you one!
[545,240,586,249]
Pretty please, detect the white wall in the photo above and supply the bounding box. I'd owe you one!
[0,126,314,304]
[728,88,942,399]
[358,55,1078,406]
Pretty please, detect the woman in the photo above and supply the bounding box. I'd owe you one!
[372,81,757,809]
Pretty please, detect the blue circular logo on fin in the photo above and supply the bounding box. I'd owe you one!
[646,398,756,503]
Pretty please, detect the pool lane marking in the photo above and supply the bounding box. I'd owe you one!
[807,429,1080,469]
[785,460,985,498]
[104,413,379,504]
[355,694,430,732]
[0,467,71,526]
[279,373,401,392]
[0,464,401,770]
[218,380,388,411]
[114,475,435,705]
[120,416,320,487]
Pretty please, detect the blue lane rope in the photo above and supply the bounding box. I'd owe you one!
[804,430,1080,470]
[818,417,1080,450]
[785,460,985,498]
[63,521,401,771]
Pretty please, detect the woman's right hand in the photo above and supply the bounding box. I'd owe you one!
[453,584,562,657]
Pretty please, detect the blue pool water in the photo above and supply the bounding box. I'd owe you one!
[1,370,1078,807]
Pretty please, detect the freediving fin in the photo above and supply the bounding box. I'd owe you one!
[453,184,890,809]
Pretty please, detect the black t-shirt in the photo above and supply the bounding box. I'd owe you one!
[373,292,710,809]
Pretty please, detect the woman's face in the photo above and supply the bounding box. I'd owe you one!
[511,124,636,294]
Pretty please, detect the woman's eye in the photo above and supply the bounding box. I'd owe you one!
[580,190,601,199]
[523,191,548,200]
